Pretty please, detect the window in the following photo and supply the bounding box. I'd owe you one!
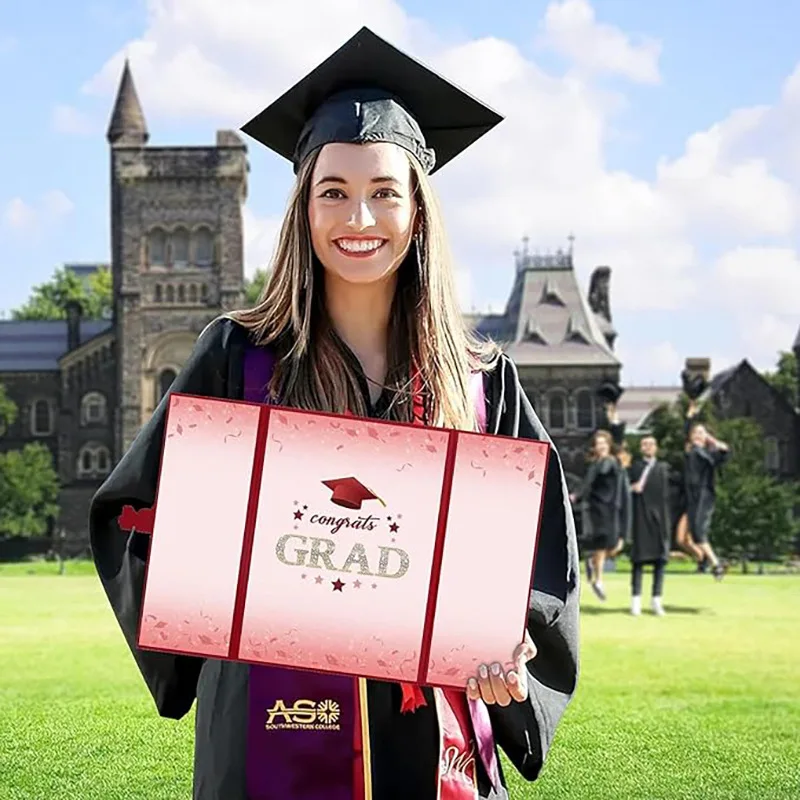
[31,399,53,436]
[148,228,167,266]
[194,228,214,266]
[171,228,190,267]
[158,369,177,403]
[77,444,112,479]
[201,284,208,302]
[188,284,198,303]
[166,285,175,303]
[548,392,566,430]
[81,392,107,426]
[178,284,186,303]
[155,284,163,303]
[576,390,594,430]
[764,437,780,472]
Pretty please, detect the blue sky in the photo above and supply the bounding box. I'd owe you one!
[1,0,798,385]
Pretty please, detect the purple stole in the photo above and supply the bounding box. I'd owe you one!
[242,344,500,799]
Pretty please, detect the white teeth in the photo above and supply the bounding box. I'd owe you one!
[336,239,384,253]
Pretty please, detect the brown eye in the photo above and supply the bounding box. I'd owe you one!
[375,188,399,198]
[321,188,345,199]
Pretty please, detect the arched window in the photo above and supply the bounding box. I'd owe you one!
[548,392,566,430]
[77,443,112,479]
[171,227,190,267]
[576,390,594,430]
[148,228,167,266]
[31,399,53,436]
[158,369,177,403]
[155,284,163,303]
[188,284,198,303]
[166,285,175,303]
[178,284,186,303]
[201,284,208,302]
[81,391,107,426]
[194,227,214,266]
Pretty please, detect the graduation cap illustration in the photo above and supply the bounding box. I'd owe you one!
[596,381,624,404]
[322,477,387,510]
[681,369,708,400]
[240,26,503,174]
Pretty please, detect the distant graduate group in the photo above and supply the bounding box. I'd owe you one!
[570,371,731,616]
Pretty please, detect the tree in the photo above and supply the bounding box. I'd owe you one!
[0,443,60,537]
[0,383,17,436]
[243,268,271,306]
[763,351,798,409]
[709,417,800,566]
[11,266,112,321]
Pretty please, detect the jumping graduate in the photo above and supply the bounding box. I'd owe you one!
[682,398,730,580]
[88,28,579,800]
[628,434,672,616]
[570,383,631,601]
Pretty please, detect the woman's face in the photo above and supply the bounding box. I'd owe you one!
[594,435,611,459]
[690,424,708,448]
[308,142,418,286]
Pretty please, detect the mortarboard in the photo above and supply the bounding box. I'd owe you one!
[681,369,708,400]
[596,381,624,404]
[322,477,386,510]
[240,26,503,174]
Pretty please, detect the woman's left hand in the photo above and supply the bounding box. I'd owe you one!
[466,631,537,706]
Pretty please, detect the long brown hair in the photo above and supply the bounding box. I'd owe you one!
[587,430,615,462]
[226,147,500,430]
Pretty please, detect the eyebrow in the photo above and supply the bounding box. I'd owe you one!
[314,175,401,186]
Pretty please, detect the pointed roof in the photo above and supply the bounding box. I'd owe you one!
[467,240,619,367]
[107,60,149,145]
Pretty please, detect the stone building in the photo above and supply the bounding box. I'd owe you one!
[0,62,623,547]
[0,61,246,550]
[465,238,622,491]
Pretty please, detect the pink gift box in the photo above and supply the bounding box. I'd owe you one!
[136,394,550,690]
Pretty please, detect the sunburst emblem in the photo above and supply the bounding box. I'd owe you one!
[317,700,340,724]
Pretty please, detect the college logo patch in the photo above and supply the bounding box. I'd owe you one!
[264,699,341,731]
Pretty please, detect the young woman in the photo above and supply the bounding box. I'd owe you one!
[88,28,579,800]
[570,408,631,602]
[679,400,730,579]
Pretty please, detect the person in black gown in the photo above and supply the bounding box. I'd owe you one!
[570,392,631,601]
[628,434,672,616]
[87,28,579,800]
[681,399,730,580]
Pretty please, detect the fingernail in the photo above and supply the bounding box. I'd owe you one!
[508,671,517,684]
[491,662,501,676]
[479,665,488,679]
[467,678,478,692]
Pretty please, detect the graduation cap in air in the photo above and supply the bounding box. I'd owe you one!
[681,369,708,400]
[240,27,503,174]
[322,477,386,510]
[596,381,624,404]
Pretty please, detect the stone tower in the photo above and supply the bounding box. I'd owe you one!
[107,61,248,456]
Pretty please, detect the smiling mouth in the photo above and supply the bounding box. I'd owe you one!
[334,238,387,256]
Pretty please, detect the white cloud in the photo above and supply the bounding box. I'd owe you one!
[537,0,661,84]
[77,0,800,383]
[53,104,96,135]
[3,198,36,230]
[242,208,282,278]
[1,191,74,232]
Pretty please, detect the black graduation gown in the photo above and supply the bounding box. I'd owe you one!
[88,317,580,800]
[684,445,730,544]
[573,457,630,552]
[628,458,671,563]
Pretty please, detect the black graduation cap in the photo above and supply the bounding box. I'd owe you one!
[596,381,624,404]
[240,27,503,174]
[322,477,386,510]
[681,370,708,400]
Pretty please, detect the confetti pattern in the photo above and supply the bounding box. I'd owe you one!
[139,395,261,657]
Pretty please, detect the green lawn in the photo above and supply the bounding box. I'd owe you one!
[1,561,799,799]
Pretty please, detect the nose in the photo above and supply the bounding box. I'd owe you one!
[347,198,376,230]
